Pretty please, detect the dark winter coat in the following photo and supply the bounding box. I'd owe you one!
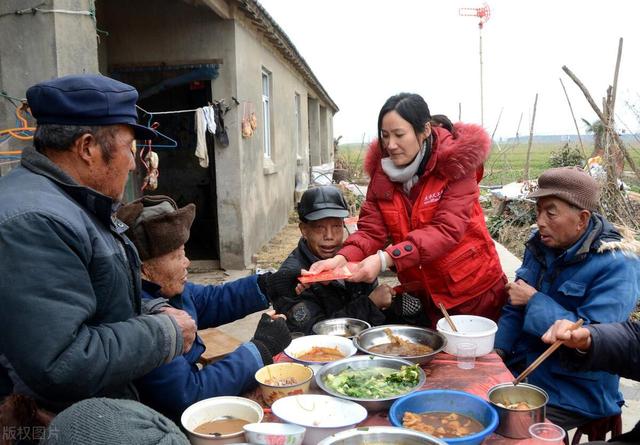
[270,238,385,334]
[136,276,270,421]
[562,321,640,442]
[0,147,182,412]
[496,214,640,419]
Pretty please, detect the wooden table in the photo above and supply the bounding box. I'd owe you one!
[197,328,242,365]
[248,351,529,444]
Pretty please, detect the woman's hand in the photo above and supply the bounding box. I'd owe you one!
[305,255,347,274]
[348,253,383,283]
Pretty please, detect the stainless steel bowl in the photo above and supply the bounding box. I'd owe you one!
[354,325,446,364]
[312,318,372,338]
[317,426,447,445]
[487,382,548,439]
[315,355,426,411]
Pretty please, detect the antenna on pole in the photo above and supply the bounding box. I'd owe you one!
[459,3,490,127]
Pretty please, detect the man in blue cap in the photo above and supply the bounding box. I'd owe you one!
[0,75,197,424]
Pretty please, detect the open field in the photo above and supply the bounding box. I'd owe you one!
[337,141,640,188]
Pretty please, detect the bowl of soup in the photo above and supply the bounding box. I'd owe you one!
[315,355,426,411]
[181,396,264,444]
[354,325,446,365]
[389,390,498,445]
[254,362,314,406]
[284,334,357,366]
[312,318,372,338]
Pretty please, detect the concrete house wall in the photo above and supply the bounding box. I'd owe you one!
[0,0,337,269]
[0,0,98,170]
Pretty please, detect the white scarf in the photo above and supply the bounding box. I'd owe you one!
[381,145,426,194]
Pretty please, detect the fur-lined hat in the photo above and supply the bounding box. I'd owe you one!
[117,195,195,260]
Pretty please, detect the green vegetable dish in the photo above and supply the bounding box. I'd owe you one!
[323,364,421,399]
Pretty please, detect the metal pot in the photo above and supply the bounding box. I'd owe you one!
[487,382,548,439]
[317,426,447,444]
[354,325,446,365]
[312,318,371,339]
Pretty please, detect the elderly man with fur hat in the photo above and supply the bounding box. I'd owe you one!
[495,167,640,432]
[117,195,291,421]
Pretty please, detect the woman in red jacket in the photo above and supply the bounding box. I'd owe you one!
[309,93,507,326]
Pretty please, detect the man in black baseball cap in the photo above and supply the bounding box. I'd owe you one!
[0,74,195,422]
[297,186,350,222]
[268,186,426,335]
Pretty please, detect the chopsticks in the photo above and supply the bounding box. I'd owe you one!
[513,318,584,385]
[438,303,458,333]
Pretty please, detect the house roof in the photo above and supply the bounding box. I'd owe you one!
[207,0,338,112]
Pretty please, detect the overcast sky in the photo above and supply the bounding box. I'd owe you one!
[258,0,640,143]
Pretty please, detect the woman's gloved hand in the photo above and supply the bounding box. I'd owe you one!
[250,312,292,365]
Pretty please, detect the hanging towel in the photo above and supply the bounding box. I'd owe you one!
[195,108,209,168]
[202,105,217,134]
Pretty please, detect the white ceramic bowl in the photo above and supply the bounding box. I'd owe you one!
[180,396,264,445]
[284,335,357,365]
[436,315,498,357]
[243,422,306,445]
[271,394,368,445]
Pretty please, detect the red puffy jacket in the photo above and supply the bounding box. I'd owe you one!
[338,123,504,310]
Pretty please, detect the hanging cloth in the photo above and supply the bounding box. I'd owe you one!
[202,105,216,134]
[195,108,209,168]
[214,102,229,148]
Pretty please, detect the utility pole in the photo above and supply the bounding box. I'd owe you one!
[459,3,491,127]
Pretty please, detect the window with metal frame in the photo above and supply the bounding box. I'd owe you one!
[262,69,272,158]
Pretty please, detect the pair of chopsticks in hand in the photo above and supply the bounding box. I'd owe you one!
[513,319,584,385]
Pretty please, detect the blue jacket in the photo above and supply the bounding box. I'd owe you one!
[136,276,270,421]
[0,148,182,412]
[495,214,640,419]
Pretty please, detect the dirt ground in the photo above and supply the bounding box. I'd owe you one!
[253,211,301,270]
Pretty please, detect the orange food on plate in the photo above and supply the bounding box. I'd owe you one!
[296,346,345,362]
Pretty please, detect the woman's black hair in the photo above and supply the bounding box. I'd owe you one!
[430,114,454,133]
[377,93,432,146]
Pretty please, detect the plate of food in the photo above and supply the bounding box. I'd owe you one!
[284,334,357,366]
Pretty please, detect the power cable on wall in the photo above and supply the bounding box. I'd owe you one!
[0,1,108,36]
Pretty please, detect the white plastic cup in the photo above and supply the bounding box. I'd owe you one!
[528,422,566,444]
[456,342,477,369]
